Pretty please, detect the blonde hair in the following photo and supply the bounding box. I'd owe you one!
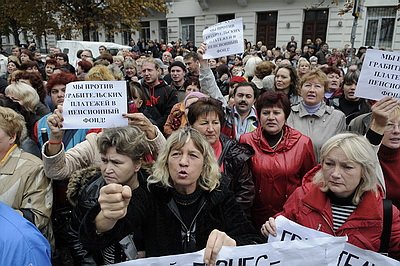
[5,82,39,112]
[85,65,115,81]
[300,69,329,92]
[0,106,26,145]
[313,133,379,205]
[148,127,220,191]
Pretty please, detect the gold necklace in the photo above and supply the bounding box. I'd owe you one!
[270,131,284,150]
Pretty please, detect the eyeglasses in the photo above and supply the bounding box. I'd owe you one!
[385,123,400,131]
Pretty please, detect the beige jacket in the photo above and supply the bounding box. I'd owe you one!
[42,126,166,180]
[0,147,53,236]
[287,101,346,161]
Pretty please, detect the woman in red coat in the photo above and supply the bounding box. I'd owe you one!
[239,91,316,229]
[262,132,400,260]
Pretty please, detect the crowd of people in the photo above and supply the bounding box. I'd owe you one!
[0,35,399,265]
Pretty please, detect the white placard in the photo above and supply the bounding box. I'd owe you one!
[355,49,400,100]
[114,237,346,266]
[62,81,128,129]
[269,215,399,266]
[202,18,244,59]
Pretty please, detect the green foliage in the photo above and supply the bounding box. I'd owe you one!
[0,0,166,42]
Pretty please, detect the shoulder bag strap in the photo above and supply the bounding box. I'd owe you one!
[379,198,392,255]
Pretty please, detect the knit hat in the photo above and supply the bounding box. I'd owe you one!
[183,91,209,108]
[168,61,187,73]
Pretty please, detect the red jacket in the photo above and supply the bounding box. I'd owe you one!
[278,178,400,259]
[239,125,316,229]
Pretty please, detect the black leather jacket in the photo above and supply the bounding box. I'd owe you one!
[67,167,147,265]
[219,134,255,216]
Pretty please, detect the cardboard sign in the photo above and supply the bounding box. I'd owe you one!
[63,80,128,129]
[114,236,346,266]
[203,18,244,59]
[355,49,400,100]
[269,216,399,266]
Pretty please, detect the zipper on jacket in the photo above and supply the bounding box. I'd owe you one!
[303,202,335,235]
[168,198,208,243]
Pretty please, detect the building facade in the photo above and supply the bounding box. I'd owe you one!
[2,0,399,51]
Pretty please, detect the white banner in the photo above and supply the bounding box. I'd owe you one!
[62,80,128,129]
[355,49,400,100]
[202,18,244,59]
[114,237,346,266]
[269,215,399,266]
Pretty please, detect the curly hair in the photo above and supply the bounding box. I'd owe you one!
[148,127,221,191]
[46,72,77,94]
[85,65,115,81]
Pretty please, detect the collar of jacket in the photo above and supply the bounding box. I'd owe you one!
[252,125,302,153]
[292,101,334,118]
[302,183,382,225]
[0,146,20,175]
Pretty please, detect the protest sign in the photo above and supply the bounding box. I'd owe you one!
[355,49,400,100]
[114,237,346,266]
[62,80,128,129]
[269,215,399,266]
[202,18,244,59]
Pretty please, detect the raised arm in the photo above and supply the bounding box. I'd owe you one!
[198,43,228,107]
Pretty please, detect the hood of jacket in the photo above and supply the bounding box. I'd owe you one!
[67,166,101,207]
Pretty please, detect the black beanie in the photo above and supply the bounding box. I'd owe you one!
[168,61,187,73]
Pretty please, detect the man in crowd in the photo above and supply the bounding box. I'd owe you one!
[168,61,187,101]
[222,82,258,140]
[140,57,178,131]
[184,52,200,78]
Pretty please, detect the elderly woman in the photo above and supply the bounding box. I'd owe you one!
[0,106,53,243]
[239,91,316,229]
[67,126,151,264]
[274,64,301,105]
[287,69,346,161]
[80,127,263,264]
[187,97,255,215]
[262,133,400,259]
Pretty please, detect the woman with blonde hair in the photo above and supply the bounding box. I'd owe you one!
[296,57,311,79]
[80,127,264,265]
[5,81,40,113]
[85,64,115,81]
[262,132,400,260]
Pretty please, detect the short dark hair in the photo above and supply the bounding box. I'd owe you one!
[183,76,200,90]
[256,91,291,120]
[55,53,69,63]
[183,51,199,61]
[187,97,224,126]
[233,82,259,99]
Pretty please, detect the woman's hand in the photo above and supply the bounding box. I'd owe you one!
[204,229,236,266]
[370,96,399,134]
[261,217,277,238]
[95,184,132,233]
[46,106,64,141]
[122,113,156,139]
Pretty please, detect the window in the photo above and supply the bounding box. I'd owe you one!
[181,17,195,42]
[140,22,150,42]
[365,7,396,49]
[159,20,168,43]
[218,14,235,23]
